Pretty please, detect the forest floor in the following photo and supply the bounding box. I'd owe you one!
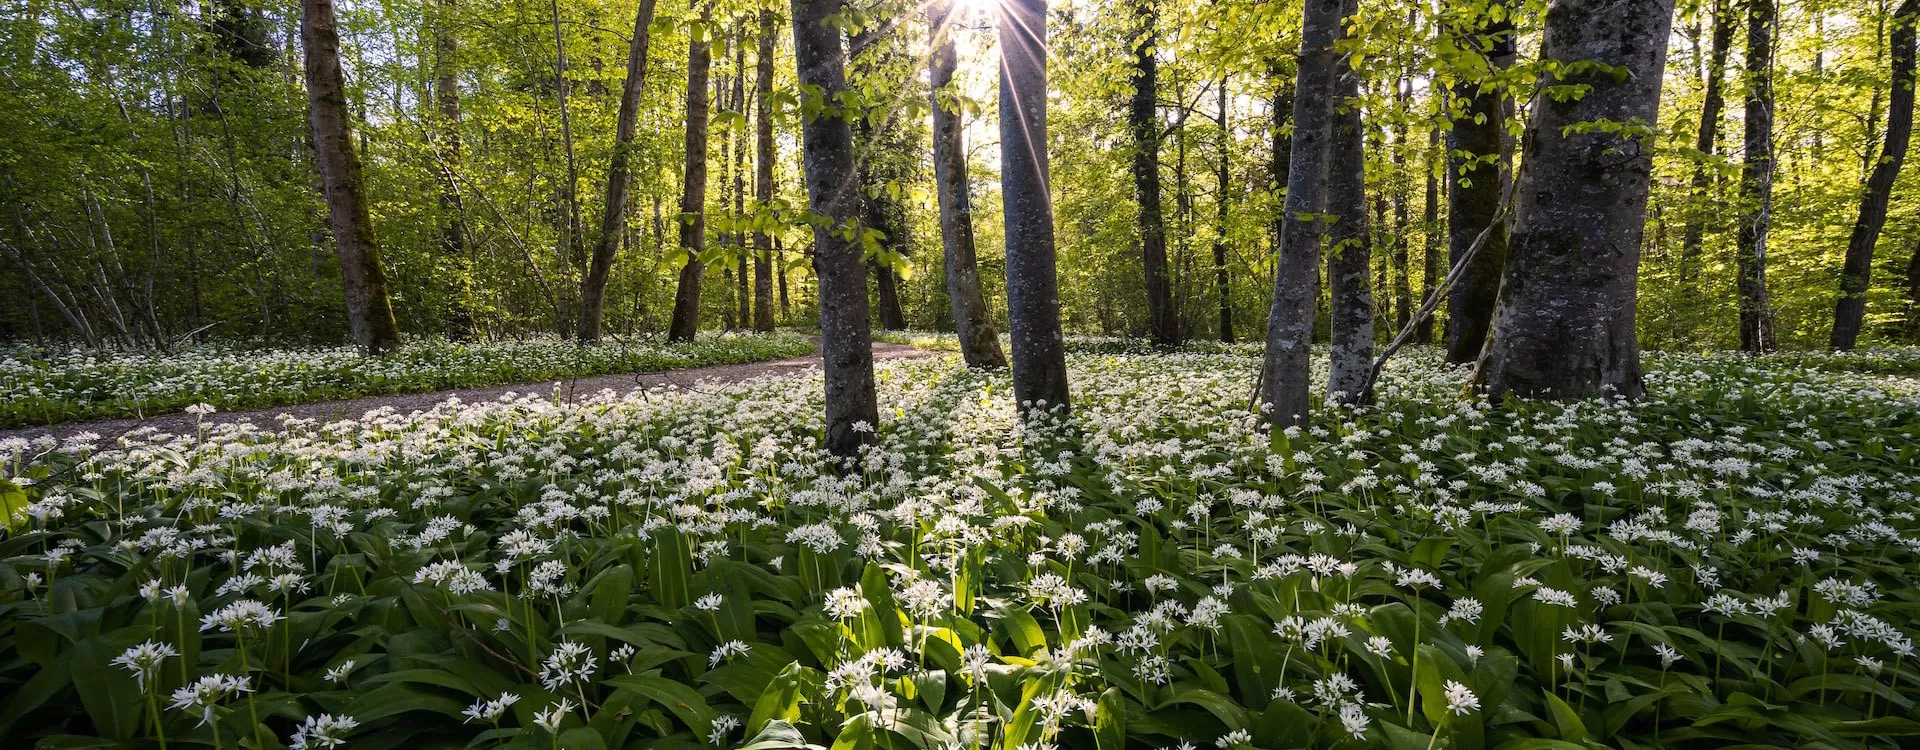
[0,338,934,441]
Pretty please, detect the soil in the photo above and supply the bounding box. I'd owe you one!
[3,339,936,442]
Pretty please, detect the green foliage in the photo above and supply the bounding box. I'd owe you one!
[0,332,813,427]
[4,347,1920,747]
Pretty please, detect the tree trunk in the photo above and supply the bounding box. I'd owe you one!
[667,2,715,342]
[1326,17,1374,407]
[550,0,585,324]
[792,0,878,458]
[1259,0,1343,427]
[1444,0,1514,364]
[1214,73,1233,344]
[1269,63,1292,292]
[753,9,777,332]
[1417,119,1440,344]
[732,34,750,331]
[929,0,1007,368]
[577,0,658,342]
[431,0,474,338]
[719,49,737,332]
[1131,0,1176,345]
[777,236,790,317]
[1390,76,1413,334]
[302,0,400,353]
[1735,0,1776,354]
[1832,0,1916,349]
[1473,0,1673,400]
[1679,0,1733,285]
[1000,0,1071,413]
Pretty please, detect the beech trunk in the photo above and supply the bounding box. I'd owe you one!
[302,0,400,353]
[1831,0,1917,349]
[667,3,714,343]
[1472,0,1674,400]
[929,0,1006,368]
[577,0,658,342]
[1258,0,1343,427]
[792,0,877,457]
[999,0,1071,413]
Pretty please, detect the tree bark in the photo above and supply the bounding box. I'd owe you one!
[1269,63,1292,293]
[1214,73,1233,344]
[1326,19,1374,407]
[302,0,400,353]
[1390,74,1413,335]
[732,32,750,331]
[577,0,658,342]
[1418,120,1440,344]
[1735,0,1776,354]
[1259,0,1341,426]
[753,9,777,332]
[1000,0,1071,413]
[432,0,473,338]
[1444,0,1514,364]
[1680,0,1733,284]
[929,0,1006,368]
[1131,0,1177,345]
[1832,0,1916,349]
[668,2,715,342]
[1473,0,1673,400]
[791,0,877,458]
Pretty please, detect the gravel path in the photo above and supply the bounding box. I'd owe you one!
[3,340,936,441]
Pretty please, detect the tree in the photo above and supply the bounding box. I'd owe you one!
[431,0,474,338]
[668,3,716,343]
[1131,0,1177,345]
[1443,0,1514,365]
[1417,120,1440,345]
[1000,0,1071,412]
[849,22,910,332]
[1389,73,1413,336]
[1679,0,1733,283]
[754,9,778,333]
[928,0,1006,368]
[1214,74,1233,344]
[1735,0,1777,353]
[732,32,750,332]
[1325,2,1375,407]
[1258,0,1343,427]
[1832,0,1917,349]
[577,0,659,342]
[792,0,877,458]
[302,0,400,353]
[1473,0,1674,399]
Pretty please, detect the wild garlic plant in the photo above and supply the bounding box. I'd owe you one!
[2,347,1918,748]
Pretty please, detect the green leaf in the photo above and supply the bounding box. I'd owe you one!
[1155,686,1251,731]
[1543,692,1589,743]
[650,528,693,610]
[560,727,609,750]
[1095,688,1127,750]
[70,634,147,741]
[606,673,721,741]
[740,720,827,750]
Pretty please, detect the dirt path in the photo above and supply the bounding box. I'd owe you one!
[3,340,936,441]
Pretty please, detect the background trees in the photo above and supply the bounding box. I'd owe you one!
[1,0,1916,361]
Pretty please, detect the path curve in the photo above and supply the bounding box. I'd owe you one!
[3,340,936,441]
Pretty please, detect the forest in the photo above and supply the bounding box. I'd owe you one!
[4,0,1920,747]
